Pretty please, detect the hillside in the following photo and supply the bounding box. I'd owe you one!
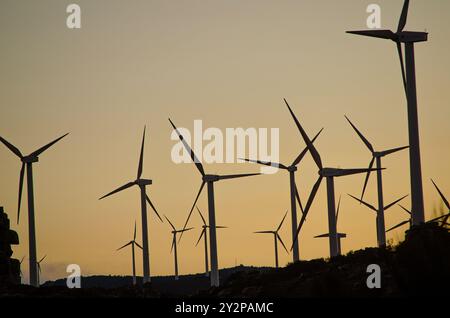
[1,223,448,298]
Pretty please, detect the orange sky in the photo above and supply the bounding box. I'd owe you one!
[0,0,449,284]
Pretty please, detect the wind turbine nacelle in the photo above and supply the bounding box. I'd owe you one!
[22,156,39,163]
[398,31,428,43]
[136,179,152,186]
[204,175,220,182]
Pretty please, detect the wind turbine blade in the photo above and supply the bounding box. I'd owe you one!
[360,157,375,202]
[397,0,410,32]
[239,158,288,170]
[346,30,396,40]
[146,194,163,222]
[0,136,23,158]
[336,168,383,177]
[291,128,323,167]
[292,176,323,249]
[195,229,205,247]
[179,227,194,233]
[336,195,342,223]
[277,211,288,232]
[20,256,25,264]
[396,42,408,96]
[344,116,374,152]
[99,181,135,200]
[218,173,260,181]
[171,237,175,253]
[30,133,69,157]
[117,241,133,251]
[17,163,25,224]
[196,206,207,225]
[398,204,412,215]
[216,226,228,229]
[380,145,409,157]
[428,212,450,223]
[137,126,146,179]
[164,215,176,231]
[348,194,378,213]
[135,242,143,250]
[284,98,323,170]
[294,183,304,215]
[314,233,329,238]
[431,179,450,211]
[386,220,410,233]
[384,195,409,211]
[133,221,137,240]
[169,118,205,176]
[39,255,47,263]
[276,233,289,253]
[179,181,206,241]
[254,231,273,234]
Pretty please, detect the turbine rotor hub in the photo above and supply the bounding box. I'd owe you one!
[204,175,219,182]
[22,156,38,163]
[287,166,297,172]
[136,179,152,186]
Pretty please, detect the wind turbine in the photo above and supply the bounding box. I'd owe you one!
[386,204,412,233]
[254,211,288,268]
[36,255,46,287]
[284,99,381,258]
[169,118,260,287]
[19,256,25,281]
[347,0,428,225]
[195,206,227,277]
[348,193,408,246]
[386,182,450,233]
[241,127,323,263]
[99,127,163,284]
[116,222,143,286]
[164,215,193,280]
[314,195,347,256]
[430,179,450,227]
[0,133,68,287]
[345,115,408,246]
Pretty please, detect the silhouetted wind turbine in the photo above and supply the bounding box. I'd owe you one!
[0,133,68,287]
[386,204,412,233]
[116,222,143,286]
[241,127,323,263]
[169,118,260,287]
[348,193,408,245]
[99,127,163,284]
[19,256,25,279]
[430,179,450,227]
[36,255,46,286]
[285,99,382,257]
[195,206,227,277]
[254,211,288,268]
[164,215,193,280]
[347,0,428,225]
[314,195,347,256]
[345,115,408,246]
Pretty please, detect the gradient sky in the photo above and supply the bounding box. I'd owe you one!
[1,0,449,284]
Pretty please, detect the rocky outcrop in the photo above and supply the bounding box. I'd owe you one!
[0,207,20,285]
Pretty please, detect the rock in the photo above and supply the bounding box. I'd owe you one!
[0,206,20,286]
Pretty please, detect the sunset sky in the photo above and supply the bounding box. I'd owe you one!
[1,0,449,284]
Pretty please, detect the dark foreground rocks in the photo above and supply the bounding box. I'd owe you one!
[199,223,450,298]
[0,207,20,286]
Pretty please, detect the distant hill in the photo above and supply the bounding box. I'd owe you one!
[43,265,271,297]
